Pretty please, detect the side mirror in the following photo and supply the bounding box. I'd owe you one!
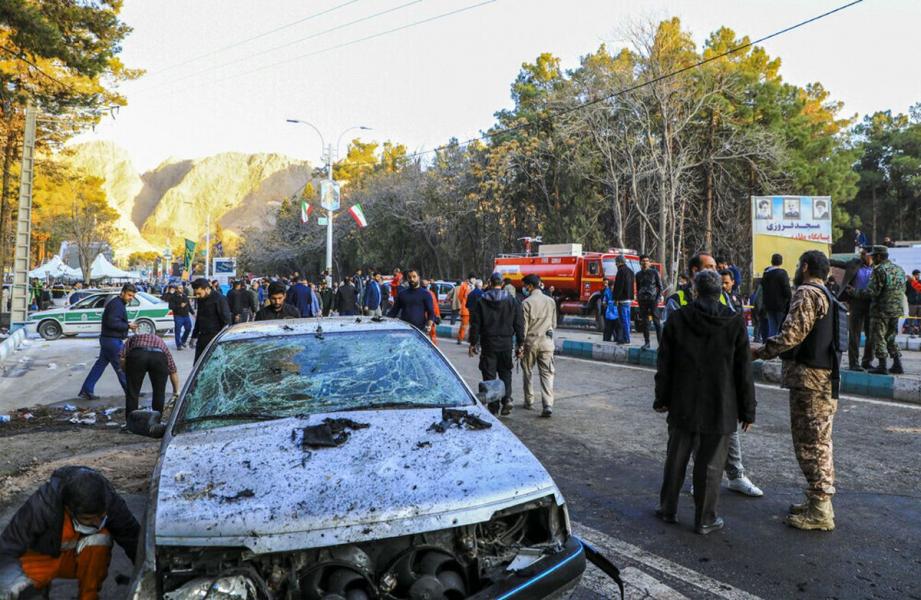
[477,379,506,405]
[127,410,166,438]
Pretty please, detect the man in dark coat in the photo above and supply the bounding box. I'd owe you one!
[761,253,792,338]
[191,278,232,362]
[654,270,756,535]
[468,273,525,416]
[335,279,359,316]
[255,282,301,321]
[612,256,635,344]
[0,467,139,600]
[168,285,194,350]
[839,248,873,370]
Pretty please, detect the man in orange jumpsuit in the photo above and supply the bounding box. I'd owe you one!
[456,273,475,345]
[424,279,442,345]
[0,467,139,600]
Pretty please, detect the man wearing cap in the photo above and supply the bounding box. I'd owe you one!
[468,273,524,415]
[848,245,906,374]
[520,274,556,417]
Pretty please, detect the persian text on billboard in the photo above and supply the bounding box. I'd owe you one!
[751,195,831,243]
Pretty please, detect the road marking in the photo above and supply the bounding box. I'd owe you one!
[572,521,763,600]
[554,354,921,411]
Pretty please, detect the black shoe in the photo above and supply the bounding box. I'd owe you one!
[869,359,888,375]
[655,509,678,524]
[695,517,724,535]
[487,401,500,415]
[640,343,650,351]
[860,361,872,370]
[848,364,865,372]
[540,408,552,418]
[889,358,904,375]
[500,403,513,416]
[77,391,99,401]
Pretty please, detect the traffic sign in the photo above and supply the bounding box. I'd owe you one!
[318,217,329,226]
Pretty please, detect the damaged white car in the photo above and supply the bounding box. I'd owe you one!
[128,318,616,599]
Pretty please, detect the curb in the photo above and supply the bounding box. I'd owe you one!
[0,328,26,366]
[433,322,921,404]
[552,338,921,405]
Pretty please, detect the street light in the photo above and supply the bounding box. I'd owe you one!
[286,119,371,283]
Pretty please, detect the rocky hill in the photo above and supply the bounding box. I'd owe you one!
[63,141,312,258]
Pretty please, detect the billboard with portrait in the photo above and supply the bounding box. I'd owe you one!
[751,196,832,280]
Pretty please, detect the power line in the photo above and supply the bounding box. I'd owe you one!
[226,0,498,84]
[134,0,428,95]
[143,0,367,78]
[400,0,865,162]
[0,45,75,92]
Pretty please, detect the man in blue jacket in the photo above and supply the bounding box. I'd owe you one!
[363,272,383,317]
[77,285,137,401]
[285,275,316,318]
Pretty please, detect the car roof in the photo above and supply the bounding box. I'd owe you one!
[219,316,418,343]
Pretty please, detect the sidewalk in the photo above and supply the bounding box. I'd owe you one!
[434,321,921,405]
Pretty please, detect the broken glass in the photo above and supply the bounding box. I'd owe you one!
[177,331,472,432]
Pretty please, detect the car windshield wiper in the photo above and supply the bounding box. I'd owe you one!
[179,412,281,425]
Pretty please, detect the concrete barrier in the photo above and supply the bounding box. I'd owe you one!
[0,328,25,366]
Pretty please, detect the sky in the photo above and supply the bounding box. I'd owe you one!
[74,0,921,172]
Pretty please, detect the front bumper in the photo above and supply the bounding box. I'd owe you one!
[469,536,585,600]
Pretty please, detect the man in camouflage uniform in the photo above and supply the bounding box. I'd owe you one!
[754,250,837,531]
[849,245,906,374]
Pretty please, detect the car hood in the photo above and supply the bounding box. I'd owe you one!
[154,406,561,554]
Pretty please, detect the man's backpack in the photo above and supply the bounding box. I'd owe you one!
[809,283,849,356]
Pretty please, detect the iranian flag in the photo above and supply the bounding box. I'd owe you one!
[348,203,368,228]
[300,200,312,223]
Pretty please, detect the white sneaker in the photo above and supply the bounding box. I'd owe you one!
[728,476,763,497]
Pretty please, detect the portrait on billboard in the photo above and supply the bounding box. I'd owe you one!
[783,198,801,219]
[755,198,772,220]
[813,198,830,220]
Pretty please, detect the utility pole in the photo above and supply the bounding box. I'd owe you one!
[325,143,333,286]
[205,211,211,280]
[10,104,37,328]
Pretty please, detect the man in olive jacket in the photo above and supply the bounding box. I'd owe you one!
[654,270,756,535]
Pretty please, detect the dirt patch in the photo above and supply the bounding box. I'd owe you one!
[0,421,158,520]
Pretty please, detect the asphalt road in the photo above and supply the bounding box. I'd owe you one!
[2,333,920,599]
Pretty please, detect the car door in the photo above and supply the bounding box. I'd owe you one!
[65,294,107,333]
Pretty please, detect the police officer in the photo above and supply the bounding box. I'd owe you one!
[848,245,906,374]
[468,273,524,416]
[520,275,556,417]
[754,250,839,531]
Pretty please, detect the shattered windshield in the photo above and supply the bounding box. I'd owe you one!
[176,330,472,432]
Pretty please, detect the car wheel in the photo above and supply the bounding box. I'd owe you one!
[38,319,63,340]
[135,319,156,335]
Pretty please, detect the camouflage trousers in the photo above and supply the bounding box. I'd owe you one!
[789,388,837,500]
[868,316,901,360]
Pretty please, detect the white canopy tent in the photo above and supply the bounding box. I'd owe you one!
[89,253,133,280]
[28,255,82,279]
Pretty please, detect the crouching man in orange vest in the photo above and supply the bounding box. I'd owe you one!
[0,467,140,600]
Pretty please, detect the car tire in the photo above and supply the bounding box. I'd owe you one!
[38,319,63,341]
[135,318,156,335]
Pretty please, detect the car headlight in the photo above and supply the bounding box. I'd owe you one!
[163,574,258,600]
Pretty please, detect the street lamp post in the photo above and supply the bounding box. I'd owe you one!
[286,119,371,283]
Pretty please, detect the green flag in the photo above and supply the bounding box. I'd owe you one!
[183,239,196,279]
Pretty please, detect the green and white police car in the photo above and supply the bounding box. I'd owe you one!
[27,291,175,340]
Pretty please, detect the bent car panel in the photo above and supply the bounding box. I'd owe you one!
[155,408,561,554]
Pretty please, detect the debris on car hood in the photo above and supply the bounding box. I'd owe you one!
[427,408,492,433]
[301,418,370,448]
[155,408,560,553]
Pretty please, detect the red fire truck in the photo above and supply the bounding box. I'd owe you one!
[493,244,662,329]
